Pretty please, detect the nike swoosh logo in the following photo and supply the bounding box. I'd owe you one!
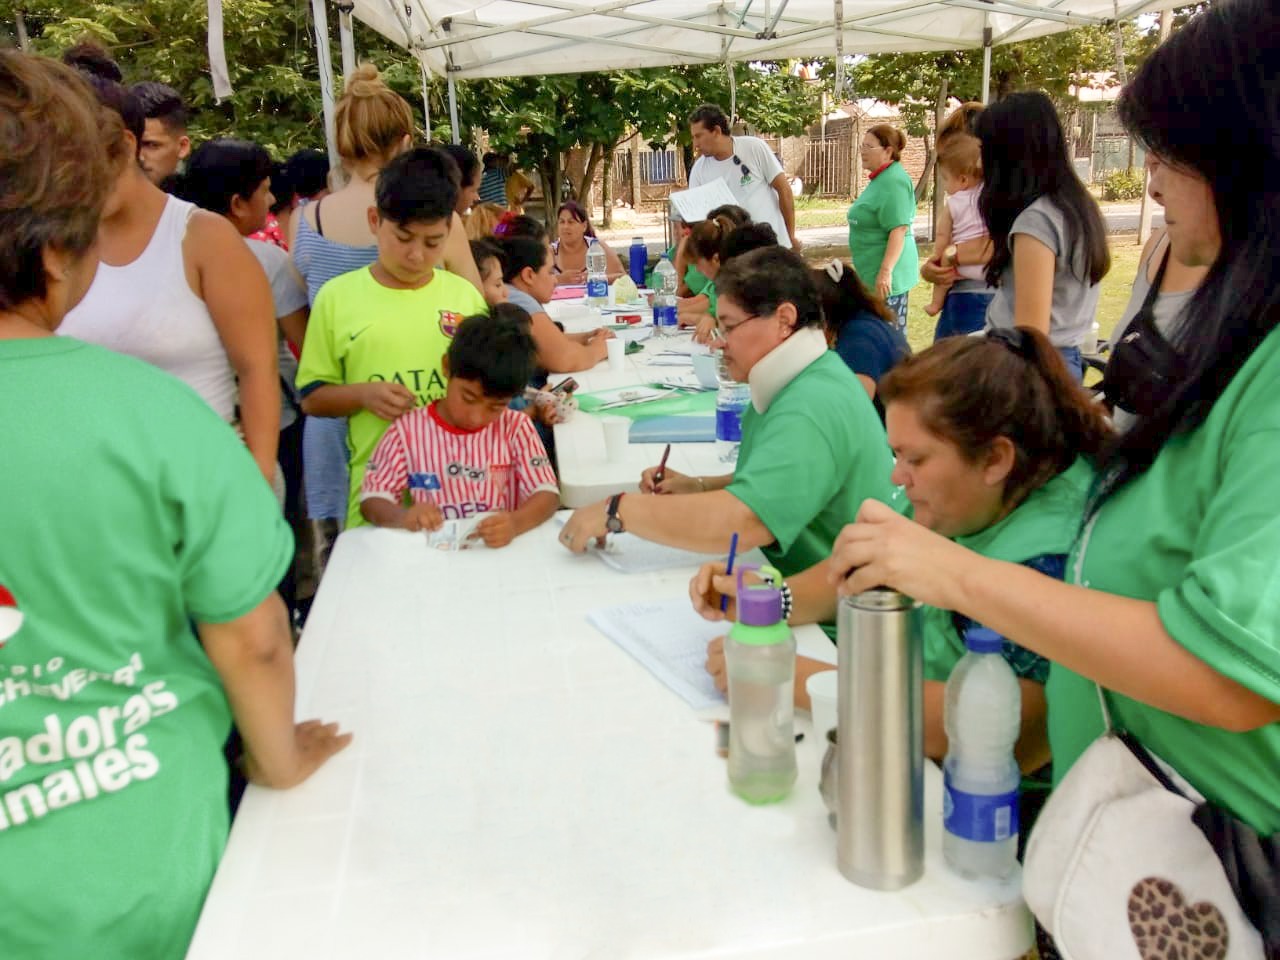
[349,326,372,342]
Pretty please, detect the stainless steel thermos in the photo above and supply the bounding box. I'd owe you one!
[835,589,924,890]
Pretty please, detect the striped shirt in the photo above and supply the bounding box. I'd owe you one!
[478,168,507,205]
[361,402,558,519]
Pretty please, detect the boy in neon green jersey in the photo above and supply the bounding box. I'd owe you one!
[298,147,488,527]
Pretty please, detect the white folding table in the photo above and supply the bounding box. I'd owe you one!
[187,519,1033,959]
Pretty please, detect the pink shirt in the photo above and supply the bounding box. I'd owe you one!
[361,403,558,519]
[945,184,988,282]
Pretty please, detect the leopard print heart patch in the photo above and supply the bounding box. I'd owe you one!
[1128,876,1229,960]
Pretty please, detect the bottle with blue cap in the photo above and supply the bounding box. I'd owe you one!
[942,625,1022,879]
[726,564,797,803]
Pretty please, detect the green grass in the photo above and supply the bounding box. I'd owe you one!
[899,236,1146,353]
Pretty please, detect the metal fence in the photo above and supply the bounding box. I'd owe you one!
[801,133,854,198]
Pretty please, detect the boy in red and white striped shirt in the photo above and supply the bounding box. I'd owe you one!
[360,305,560,547]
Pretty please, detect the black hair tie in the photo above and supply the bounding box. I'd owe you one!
[986,327,1036,360]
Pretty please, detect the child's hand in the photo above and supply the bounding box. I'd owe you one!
[532,388,574,425]
[362,382,417,420]
[471,512,516,548]
[401,501,443,532]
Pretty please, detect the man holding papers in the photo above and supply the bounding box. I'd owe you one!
[687,104,801,252]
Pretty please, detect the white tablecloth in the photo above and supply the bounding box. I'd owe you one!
[187,521,1032,959]
[547,299,728,508]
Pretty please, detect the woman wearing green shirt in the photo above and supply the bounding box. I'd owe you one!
[694,330,1107,772]
[847,125,920,332]
[830,0,1280,841]
[559,246,895,581]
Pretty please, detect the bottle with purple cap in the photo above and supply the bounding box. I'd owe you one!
[726,564,797,803]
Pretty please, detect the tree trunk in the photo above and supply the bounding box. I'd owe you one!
[628,144,638,209]
[601,147,614,228]
[578,143,605,215]
[680,142,695,185]
[15,10,30,50]
[539,153,563,227]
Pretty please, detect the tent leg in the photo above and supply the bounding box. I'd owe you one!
[338,3,356,79]
[727,62,737,123]
[447,72,460,145]
[833,0,845,101]
[420,60,432,137]
[310,0,340,181]
[981,21,992,104]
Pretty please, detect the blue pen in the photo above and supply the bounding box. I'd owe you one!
[721,532,740,613]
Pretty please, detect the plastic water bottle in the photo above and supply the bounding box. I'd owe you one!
[715,352,750,462]
[628,236,648,287]
[651,254,678,337]
[942,626,1021,880]
[726,564,796,804]
[586,238,608,308]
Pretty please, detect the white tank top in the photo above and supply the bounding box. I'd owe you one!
[61,195,238,422]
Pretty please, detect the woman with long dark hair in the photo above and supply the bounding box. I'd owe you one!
[975,91,1109,380]
[551,200,623,285]
[812,258,909,418]
[830,1,1280,946]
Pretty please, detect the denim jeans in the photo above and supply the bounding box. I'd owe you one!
[934,291,994,341]
[1057,345,1083,382]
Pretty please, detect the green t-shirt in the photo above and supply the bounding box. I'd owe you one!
[728,347,896,588]
[0,337,292,958]
[1049,328,1280,834]
[922,458,1093,682]
[847,161,921,298]
[297,265,488,527]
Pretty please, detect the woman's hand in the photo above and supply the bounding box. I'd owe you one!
[690,561,736,621]
[557,269,587,285]
[875,268,893,300]
[920,256,958,286]
[705,636,729,696]
[693,315,718,345]
[640,466,701,495]
[826,499,976,611]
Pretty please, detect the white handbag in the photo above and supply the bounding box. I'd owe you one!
[1022,685,1266,960]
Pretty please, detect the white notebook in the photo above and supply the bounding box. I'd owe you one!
[587,598,728,711]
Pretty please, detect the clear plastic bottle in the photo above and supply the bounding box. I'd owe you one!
[726,564,797,804]
[942,626,1021,880]
[586,238,608,308]
[715,353,750,462]
[651,254,679,337]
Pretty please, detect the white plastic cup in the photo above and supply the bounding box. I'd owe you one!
[806,669,839,740]
[601,416,630,461]
[606,337,625,373]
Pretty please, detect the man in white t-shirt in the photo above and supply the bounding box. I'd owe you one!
[686,103,800,251]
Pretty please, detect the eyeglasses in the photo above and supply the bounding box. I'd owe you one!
[731,154,753,180]
[714,313,762,340]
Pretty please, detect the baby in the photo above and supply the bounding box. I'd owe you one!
[924,134,989,318]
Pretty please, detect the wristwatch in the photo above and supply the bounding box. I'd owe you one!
[606,493,626,534]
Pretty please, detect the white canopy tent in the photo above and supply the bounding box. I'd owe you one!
[301,0,1183,150]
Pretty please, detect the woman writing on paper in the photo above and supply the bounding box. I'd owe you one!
[692,329,1105,773]
[559,247,896,587]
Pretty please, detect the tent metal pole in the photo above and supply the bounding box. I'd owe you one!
[420,58,432,136]
[310,0,341,182]
[981,18,992,103]
[447,71,461,144]
[338,3,357,79]
[833,0,845,101]
[727,60,738,121]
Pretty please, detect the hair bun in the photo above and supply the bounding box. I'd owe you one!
[344,63,385,99]
[62,40,123,83]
